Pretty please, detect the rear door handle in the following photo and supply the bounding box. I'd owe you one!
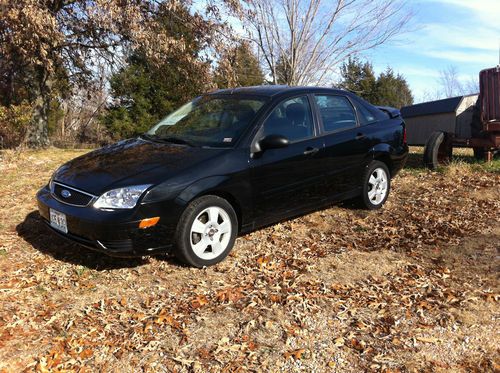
[303,147,319,155]
[355,133,366,140]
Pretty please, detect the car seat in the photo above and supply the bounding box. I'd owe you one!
[285,103,311,140]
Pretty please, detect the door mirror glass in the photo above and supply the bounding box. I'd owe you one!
[258,134,289,151]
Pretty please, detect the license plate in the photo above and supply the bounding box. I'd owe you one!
[50,209,68,234]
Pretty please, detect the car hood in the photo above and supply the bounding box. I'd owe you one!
[53,138,226,195]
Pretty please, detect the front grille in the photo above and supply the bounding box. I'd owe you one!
[52,182,94,206]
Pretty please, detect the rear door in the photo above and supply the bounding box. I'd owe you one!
[249,95,325,223]
[313,94,371,197]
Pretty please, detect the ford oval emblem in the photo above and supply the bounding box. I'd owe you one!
[61,189,72,198]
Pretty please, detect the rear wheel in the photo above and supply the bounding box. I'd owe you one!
[174,195,237,267]
[360,161,391,210]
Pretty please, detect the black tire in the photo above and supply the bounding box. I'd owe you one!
[173,195,238,268]
[360,161,391,210]
[474,147,500,161]
[473,147,485,160]
[423,131,453,170]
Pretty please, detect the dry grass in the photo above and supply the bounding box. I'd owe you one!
[0,147,498,372]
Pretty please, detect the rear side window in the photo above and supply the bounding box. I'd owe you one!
[353,101,377,124]
[350,95,388,122]
[314,95,357,132]
[261,96,314,143]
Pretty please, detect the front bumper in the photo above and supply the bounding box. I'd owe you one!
[36,186,183,257]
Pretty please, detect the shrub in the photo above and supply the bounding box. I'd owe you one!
[0,102,34,148]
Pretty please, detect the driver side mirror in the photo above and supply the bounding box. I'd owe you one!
[257,134,289,152]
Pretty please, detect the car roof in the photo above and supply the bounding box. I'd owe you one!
[210,85,348,98]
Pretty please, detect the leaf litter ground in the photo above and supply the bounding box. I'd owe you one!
[0,147,498,372]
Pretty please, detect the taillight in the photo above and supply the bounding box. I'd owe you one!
[403,126,407,145]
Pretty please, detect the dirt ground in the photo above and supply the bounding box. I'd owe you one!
[0,147,498,372]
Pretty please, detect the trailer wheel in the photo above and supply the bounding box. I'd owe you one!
[423,131,453,169]
[473,147,485,160]
[474,147,500,161]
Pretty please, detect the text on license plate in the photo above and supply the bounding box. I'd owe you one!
[50,209,68,234]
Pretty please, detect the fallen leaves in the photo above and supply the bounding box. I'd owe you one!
[284,348,306,360]
[0,149,499,372]
[190,294,209,309]
[415,336,441,344]
[216,287,245,303]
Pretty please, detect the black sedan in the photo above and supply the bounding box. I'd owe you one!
[37,86,408,267]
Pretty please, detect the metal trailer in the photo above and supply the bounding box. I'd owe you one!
[401,66,500,168]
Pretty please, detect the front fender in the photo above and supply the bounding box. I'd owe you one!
[176,175,230,203]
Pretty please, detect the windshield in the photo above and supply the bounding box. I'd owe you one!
[146,96,267,147]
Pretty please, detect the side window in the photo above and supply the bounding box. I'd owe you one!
[353,101,377,124]
[261,96,314,142]
[314,95,357,132]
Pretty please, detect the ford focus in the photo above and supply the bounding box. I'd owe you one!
[37,86,408,267]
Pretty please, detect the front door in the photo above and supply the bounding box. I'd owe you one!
[249,95,325,223]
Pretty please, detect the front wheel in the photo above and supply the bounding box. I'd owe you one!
[360,161,391,210]
[174,195,238,267]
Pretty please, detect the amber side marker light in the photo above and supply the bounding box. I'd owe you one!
[139,217,160,229]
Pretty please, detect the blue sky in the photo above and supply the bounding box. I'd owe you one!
[198,0,500,102]
[366,0,500,102]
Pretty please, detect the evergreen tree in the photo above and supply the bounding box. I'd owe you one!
[339,58,413,108]
[274,55,292,85]
[374,67,413,108]
[339,57,377,102]
[103,5,211,140]
[215,42,265,88]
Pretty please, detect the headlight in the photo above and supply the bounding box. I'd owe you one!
[49,175,55,192]
[93,185,152,209]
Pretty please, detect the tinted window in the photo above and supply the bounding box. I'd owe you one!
[353,101,377,124]
[351,95,388,121]
[261,96,314,142]
[314,95,357,132]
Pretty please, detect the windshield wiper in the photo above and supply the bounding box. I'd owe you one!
[141,133,195,147]
[158,136,195,147]
[140,133,160,142]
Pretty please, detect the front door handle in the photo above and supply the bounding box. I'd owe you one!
[303,147,319,155]
[355,133,366,140]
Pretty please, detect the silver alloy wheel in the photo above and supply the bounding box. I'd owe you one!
[189,206,232,260]
[367,167,388,205]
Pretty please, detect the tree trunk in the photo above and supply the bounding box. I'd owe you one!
[23,67,51,148]
[24,96,50,148]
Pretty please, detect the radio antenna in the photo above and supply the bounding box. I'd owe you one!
[497,40,500,71]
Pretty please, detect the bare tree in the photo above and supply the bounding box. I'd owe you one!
[438,65,463,98]
[438,65,479,98]
[463,76,479,95]
[238,0,412,85]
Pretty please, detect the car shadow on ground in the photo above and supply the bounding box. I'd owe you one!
[16,211,177,270]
